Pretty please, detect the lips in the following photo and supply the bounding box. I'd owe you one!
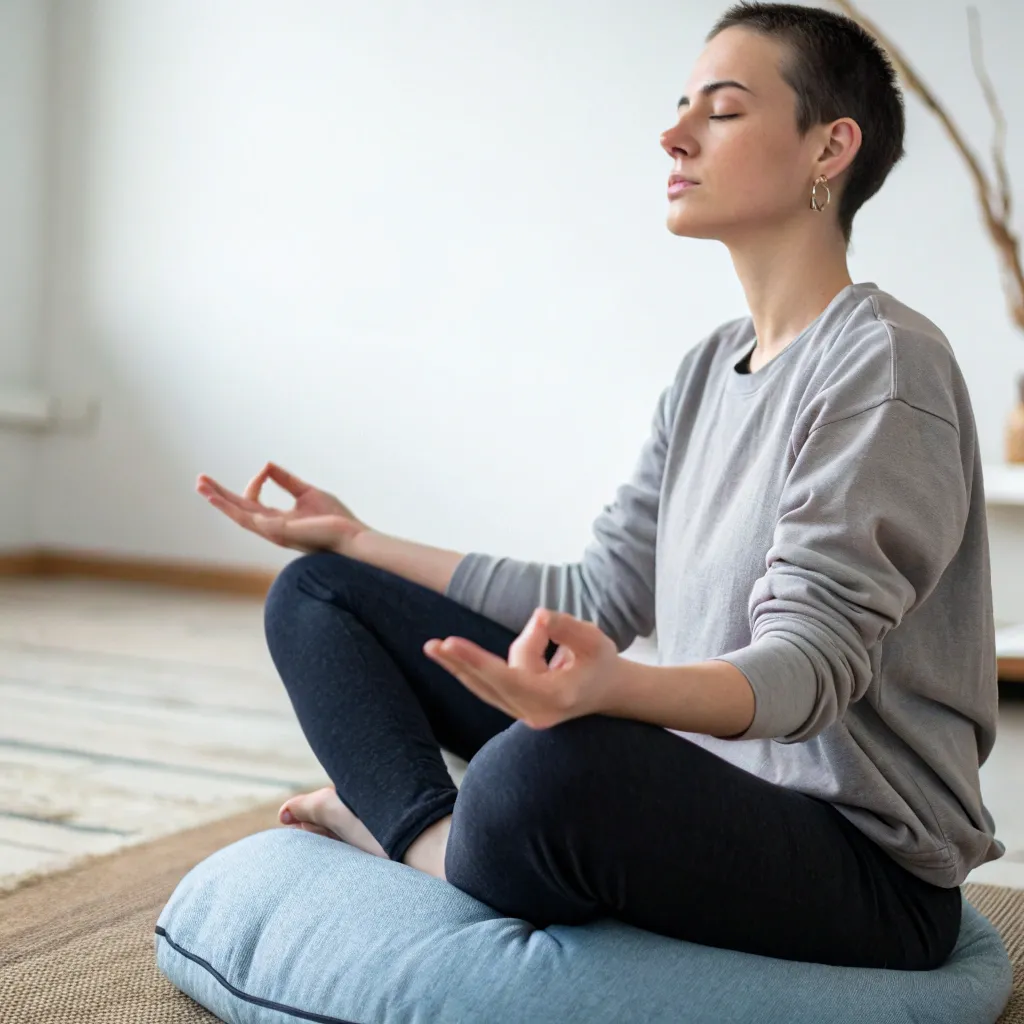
[667,176,698,197]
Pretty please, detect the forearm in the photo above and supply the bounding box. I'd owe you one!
[346,528,465,597]
[601,657,756,739]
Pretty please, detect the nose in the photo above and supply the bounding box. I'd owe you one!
[663,128,696,161]
[660,119,698,161]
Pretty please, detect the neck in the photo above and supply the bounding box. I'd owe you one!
[725,219,854,354]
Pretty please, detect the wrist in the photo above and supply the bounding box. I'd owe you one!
[339,524,378,559]
[597,654,646,718]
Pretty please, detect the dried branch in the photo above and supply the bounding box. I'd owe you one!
[967,6,1011,223]
[829,0,1024,333]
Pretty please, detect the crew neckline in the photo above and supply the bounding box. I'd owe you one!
[725,281,877,395]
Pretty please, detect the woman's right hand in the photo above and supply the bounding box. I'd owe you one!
[195,461,373,556]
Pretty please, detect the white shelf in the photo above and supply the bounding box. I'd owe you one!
[996,623,1024,658]
[0,387,99,433]
[0,387,51,428]
[984,463,1024,506]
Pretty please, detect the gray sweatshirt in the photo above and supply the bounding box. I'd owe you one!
[445,280,1004,888]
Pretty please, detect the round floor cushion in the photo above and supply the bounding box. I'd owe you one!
[154,827,1012,1024]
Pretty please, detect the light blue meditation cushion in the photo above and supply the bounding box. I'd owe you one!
[155,827,1012,1024]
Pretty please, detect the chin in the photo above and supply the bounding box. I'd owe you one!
[664,213,719,240]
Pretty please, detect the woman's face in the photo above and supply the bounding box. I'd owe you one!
[660,26,825,242]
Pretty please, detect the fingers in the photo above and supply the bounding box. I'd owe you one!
[549,646,572,670]
[425,641,517,719]
[453,637,518,680]
[198,462,308,511]
[202,491,261,532]
[508,607,553,672]
[197,477,276,535]
[264,462,310,497]
[240,462,309,504]
[197,474,266,513]
[243,466,271,503]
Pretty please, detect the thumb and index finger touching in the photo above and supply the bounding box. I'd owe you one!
[197,461,305,533]
[244,461,309,503]
[511,607,589,673]
[198,461,342,553]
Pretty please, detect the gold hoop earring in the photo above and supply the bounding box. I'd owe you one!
[810,175,831,212]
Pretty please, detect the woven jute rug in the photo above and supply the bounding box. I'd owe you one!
[0,800,1020,1023]
[966,882,1024,1024]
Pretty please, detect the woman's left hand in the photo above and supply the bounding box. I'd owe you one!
[423,607,625,729]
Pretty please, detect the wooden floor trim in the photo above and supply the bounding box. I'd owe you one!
[1000,657,1024,683]
[0,547,276,597]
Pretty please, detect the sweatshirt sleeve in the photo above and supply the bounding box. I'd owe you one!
[443,378,676,653]
[712,397,969,743]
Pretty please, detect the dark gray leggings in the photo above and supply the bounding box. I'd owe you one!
[262,549,962,969]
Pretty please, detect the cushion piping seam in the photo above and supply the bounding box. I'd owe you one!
[154,926,360,1024]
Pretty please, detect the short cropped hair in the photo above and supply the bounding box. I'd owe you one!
[708,2,906,242]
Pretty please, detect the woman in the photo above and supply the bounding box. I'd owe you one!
[196,2,1003,969]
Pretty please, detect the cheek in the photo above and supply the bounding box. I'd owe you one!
[717,125,801,209]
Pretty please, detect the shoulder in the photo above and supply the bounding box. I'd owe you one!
[810,285,963,434]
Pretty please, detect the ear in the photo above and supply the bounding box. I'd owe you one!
[815,116,862,182]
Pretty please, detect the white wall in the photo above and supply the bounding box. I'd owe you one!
[0,0,51,548]
[28,1,1024,616]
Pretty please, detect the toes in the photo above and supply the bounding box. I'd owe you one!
[277,786,343,837]
[298,822,339,840]
[279,792,317,824]
[279,817,335,840]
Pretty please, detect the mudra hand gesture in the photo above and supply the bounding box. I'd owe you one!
[196,461,372,556]
[423,606,626,729]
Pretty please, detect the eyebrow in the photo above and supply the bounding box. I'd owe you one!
[677,80,754,108]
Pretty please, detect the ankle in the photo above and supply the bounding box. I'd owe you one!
[402,814,453,879]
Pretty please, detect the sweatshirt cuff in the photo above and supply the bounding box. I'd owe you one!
[711,635,819,741]
[444,552,477,603]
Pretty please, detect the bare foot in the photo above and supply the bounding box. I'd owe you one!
[278,786,388,859]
